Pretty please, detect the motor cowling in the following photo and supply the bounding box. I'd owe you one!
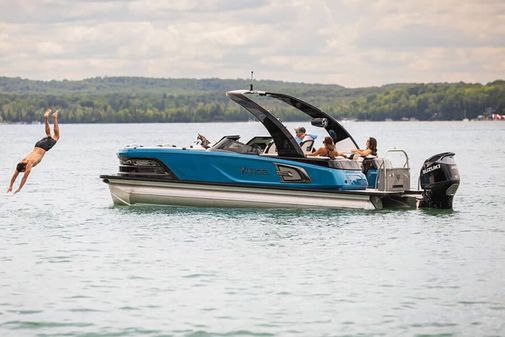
[419,152,460,209]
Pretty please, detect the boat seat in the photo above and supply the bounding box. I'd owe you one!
[300,140,314,154]
[264,141,277,154]
[326,157,362,170]
[361,156,391,171]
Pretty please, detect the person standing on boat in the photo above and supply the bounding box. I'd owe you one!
[351,137,377,157]
[294,126,317,144]
[7,108,60,194]
[306,137,343,159]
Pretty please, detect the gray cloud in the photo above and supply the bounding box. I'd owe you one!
[0,0,503,86]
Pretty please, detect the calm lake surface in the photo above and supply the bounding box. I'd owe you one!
[1,121,504,337]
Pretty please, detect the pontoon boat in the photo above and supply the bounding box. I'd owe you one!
[100,90,460,210]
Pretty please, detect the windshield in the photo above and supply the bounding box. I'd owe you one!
[211,136,261,155]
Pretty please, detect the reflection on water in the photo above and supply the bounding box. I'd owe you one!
[116,204,362,218]
[1,121,504,337]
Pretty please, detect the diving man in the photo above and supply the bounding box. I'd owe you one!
[7,108,60,194]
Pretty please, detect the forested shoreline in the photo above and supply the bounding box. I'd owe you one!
[0,76,503,123]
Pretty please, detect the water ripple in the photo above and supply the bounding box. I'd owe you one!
[1,122,505,337]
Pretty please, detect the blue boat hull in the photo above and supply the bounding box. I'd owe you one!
[117,147,369,191]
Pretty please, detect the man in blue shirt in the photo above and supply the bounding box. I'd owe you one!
[294,127,317,144]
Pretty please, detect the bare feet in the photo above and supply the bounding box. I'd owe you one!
[44,108,52,118]
[52,110,59,119]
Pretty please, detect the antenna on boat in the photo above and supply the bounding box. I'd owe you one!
[249,70,254,91]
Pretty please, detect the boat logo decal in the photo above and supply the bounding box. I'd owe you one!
[240,167,269,176]
[422,164,440,175]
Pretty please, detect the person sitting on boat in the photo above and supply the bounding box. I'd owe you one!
[306,136,343,159]
[7,108,60,194]
[294,127,317,145]
[351,137,377,158]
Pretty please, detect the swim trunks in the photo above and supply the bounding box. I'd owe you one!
[35,136,57,151]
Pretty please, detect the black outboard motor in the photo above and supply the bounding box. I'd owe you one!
[419,152,460,209]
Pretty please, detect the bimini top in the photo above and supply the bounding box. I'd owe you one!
[226,90,358,158]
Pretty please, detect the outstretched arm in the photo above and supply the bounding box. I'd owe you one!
[14,163,33,194]
[7,170,19,193]
[353,148,372,156]
[306,148,324,157]
[361,149,372,156]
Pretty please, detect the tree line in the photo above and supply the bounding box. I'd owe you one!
[0,76,503,123]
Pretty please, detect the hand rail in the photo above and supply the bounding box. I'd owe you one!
[384,149,410,168]
[377,149,410,191]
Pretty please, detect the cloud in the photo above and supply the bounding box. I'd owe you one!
[0,0,504,86]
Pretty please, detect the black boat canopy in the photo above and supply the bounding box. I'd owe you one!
[226,90,358,158]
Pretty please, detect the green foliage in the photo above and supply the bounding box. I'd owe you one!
[0,76,503,123]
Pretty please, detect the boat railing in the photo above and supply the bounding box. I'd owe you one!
[377,149,411,191]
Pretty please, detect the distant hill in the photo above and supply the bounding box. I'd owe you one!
[0,76,503,123]
[0,76,345,94]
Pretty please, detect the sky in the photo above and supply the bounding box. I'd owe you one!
[0,0,504,87]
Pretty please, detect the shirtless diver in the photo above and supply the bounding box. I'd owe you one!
[7,108,60,194]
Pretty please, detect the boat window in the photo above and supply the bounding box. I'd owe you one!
[211,136,261,155]
[246,136,273,151]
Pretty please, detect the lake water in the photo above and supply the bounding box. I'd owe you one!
[1,121,504,337]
